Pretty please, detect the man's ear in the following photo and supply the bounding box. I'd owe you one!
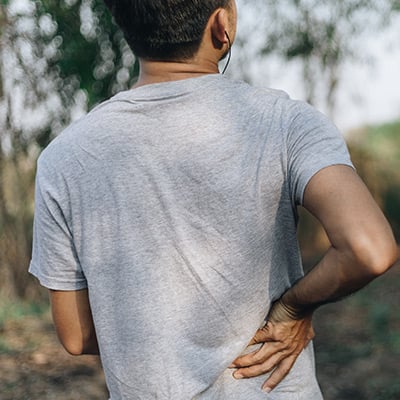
[210,8,230,49]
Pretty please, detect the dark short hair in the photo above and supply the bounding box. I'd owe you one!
[104,0,230,61]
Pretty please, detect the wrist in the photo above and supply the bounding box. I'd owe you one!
[268,296,314,323]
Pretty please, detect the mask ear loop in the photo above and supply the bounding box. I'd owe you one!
[221,31,232,74]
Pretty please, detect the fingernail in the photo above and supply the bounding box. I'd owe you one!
[262,386,272,393]
[233,372,244,379]
[228,363,236,368]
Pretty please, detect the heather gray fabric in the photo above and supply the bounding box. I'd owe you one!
[29,74,353,399]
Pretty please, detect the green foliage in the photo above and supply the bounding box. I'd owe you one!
[347,275,400,353]
[0,298,48,354]
[37,0,138,110]
[316,341,372,365]
[240,0,398,113]
[352,120,400,240]
[383,187,400,242]
[368,303,393,345]
[365,120,400,160]
[371,383,400,400]
[0,298,49,355]
[0,338,16,354]
[1,0,139,149]
[0,0,138,301]
[0,297,48,327]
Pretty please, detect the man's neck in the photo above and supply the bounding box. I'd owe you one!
[133,57,220,88]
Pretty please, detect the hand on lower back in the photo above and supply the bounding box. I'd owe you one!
[229,299,314,393]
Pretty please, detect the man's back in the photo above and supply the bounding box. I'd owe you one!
[30,74,353,398]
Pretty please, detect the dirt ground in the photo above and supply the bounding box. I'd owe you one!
[1,264,399,400]
[0,313,108,400]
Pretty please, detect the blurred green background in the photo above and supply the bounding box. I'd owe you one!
[0,0,399,399]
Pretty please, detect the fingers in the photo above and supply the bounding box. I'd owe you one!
[261,355,297,393]
[233,347,286,379]
[232,339,303,379]
[231,341,282,369]
[229,311,315,393]
[230,323,314,392]
[232,341,311,393]
[232,323,313,371]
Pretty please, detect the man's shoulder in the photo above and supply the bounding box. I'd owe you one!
[38,119,83,165]
[224,76,290,101]
[37,112,97,179]
[226,78,323,126]
[38,95,114,163]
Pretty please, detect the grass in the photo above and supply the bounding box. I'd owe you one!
[349,272,400,350]
[366,120,400,142]
[313,262,400,400]
[361,120,400,169]
[0,297,48,326]
[0,297,49,354]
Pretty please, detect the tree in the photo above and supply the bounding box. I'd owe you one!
[33,0,139,146]
[0,0,138,300]
[1,0,399,300]
[238,0,397,116]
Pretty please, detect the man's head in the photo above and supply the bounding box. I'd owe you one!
[104,0,236,62]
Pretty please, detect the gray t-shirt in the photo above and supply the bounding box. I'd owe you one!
[29,74,352,399]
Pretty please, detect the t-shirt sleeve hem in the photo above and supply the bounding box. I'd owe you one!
[29,262,88,291]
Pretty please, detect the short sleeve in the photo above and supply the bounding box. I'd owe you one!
[286,101,354,206]
[29,154,87,291]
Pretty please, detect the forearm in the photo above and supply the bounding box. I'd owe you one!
[50,289,100,356]
[286,165,400,316]
[54,312,100,356]
[281,244,398,316]
[57,323,100,356]
[232,166,399,392]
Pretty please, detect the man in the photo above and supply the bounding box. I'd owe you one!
[29,0,398,399]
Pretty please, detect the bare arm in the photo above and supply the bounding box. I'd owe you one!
[283,165,398,311]
[49,288,100,356]
[231,165,398,392]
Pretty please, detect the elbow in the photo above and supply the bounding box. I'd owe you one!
[60,337,86,356]
[59,333,99,356]
[64,346,84,357]
[351,233,399,277]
